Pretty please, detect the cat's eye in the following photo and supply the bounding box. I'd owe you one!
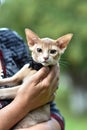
[37,48,42,53]
[50,49,57,54]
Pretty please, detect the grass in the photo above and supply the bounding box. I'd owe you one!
[55,85,87,130]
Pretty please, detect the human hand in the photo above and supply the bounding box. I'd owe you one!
[0,66,60,130]
[17,65,59,112]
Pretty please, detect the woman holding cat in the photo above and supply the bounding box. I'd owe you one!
[0,28,64,130]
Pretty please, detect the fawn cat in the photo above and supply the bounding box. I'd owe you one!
[0,28,73,129]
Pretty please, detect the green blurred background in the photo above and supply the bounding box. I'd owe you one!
[0,0,87,129]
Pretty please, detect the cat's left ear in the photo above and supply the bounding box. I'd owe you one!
[56,33,73,53]
[25,28,40,48]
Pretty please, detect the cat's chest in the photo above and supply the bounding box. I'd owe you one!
[23,60,43,82]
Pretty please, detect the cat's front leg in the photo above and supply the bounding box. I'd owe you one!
[0,64,30,86]
[0,76,21,86]
[0,85,20,99]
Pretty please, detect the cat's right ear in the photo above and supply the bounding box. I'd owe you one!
[25,28,39,47]
[56,33,73,53]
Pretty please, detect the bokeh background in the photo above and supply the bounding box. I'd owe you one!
[0,0,87,129]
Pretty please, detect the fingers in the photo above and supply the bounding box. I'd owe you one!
[49,94,55,102]
[50,67,59,92]
[30,64,59,101]
[51,78,59,92]
[48,65,59,85]
[36,65,59,100]
[31,67,49,84]
[46,66,56,84]
[41,65,59,88]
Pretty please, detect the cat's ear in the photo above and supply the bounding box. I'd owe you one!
[25,28,39,47]
[56,33,73,53]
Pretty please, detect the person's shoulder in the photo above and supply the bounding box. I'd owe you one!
[0,28,9,31]
[0,27,24,42]
[0,28,27,51]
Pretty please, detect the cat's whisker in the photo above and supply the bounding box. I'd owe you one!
[59,58,70,67]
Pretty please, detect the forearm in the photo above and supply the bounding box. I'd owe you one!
[0,95,30,130]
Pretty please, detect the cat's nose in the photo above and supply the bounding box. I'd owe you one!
[43,57,48,61]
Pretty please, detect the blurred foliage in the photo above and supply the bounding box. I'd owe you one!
[55,86,87,130]
[0,0,87,70]
[0,0,87,89]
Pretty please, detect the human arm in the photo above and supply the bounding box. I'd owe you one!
[0,66,59,130]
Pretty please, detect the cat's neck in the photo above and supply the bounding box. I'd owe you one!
[28,57,43,71]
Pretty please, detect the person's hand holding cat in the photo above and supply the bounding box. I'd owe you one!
[17,65,59,112]
[0,65,59,130]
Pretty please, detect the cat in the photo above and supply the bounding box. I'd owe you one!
[0,28,73,129]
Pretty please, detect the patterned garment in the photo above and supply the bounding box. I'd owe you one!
[0,28,65,130]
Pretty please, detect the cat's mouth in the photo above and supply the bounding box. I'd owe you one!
[42,61,48,63]
[41,61,51,66]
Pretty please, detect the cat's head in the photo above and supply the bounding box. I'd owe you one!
[25,28,73,66]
